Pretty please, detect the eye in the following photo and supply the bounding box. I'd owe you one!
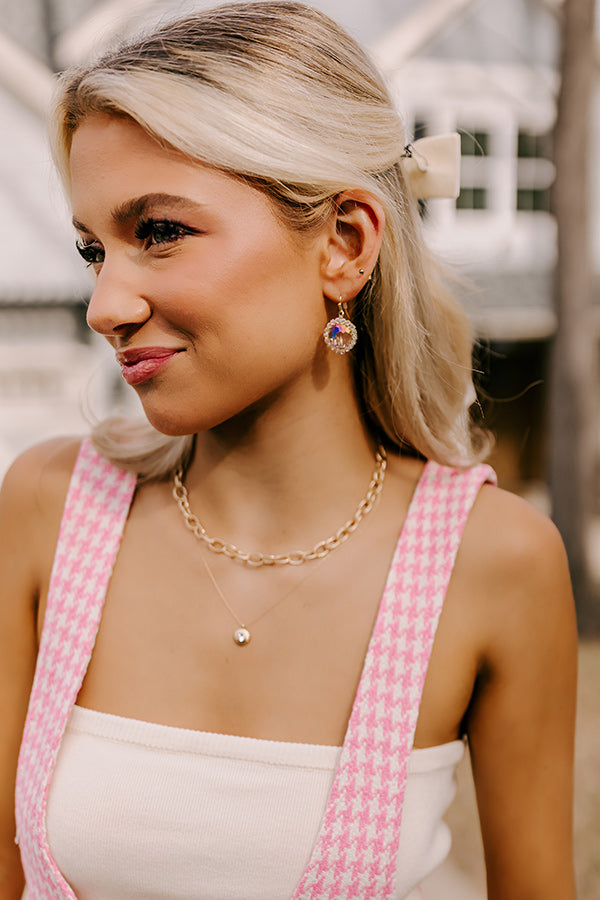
[134,217,192,248]
[76,239,105,267]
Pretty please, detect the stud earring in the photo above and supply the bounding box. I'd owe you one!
[323,296,358,354]
[359,268,365,275]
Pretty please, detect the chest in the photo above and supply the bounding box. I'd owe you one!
[74,485,405,745]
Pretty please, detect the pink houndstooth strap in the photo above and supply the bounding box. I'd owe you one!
[15,439,137,899]
[292,460,495,900]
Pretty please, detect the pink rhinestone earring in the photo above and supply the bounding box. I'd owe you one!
[323,296,358,355]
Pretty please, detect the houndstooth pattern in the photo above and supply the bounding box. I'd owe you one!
[15,440,137,899]
[15,444,493,899]
[292,461,495,900]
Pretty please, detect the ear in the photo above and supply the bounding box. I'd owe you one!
[321,190,385,303]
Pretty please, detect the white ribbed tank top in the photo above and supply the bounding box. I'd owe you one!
[45,705,464,900]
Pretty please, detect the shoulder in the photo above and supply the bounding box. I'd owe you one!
[0,436,83,518]
[0,439,84,697]
[0,438,84,583]
[464,481,569,587]
[456,481,575,666]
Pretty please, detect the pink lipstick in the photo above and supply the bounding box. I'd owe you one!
[116,347,181,386]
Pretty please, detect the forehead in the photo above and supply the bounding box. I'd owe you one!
[69,114,270,224]
[70,114,206,190]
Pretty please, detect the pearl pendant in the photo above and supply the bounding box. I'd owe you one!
[233,627,251,646]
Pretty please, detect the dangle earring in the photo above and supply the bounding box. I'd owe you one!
[323,296,358,355]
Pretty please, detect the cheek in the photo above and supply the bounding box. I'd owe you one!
[158,245,326,347]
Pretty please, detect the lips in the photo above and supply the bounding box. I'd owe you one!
[116,346,182,386]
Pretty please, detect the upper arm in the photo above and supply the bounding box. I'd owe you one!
[462,486,578,900]
[0,438,80,896]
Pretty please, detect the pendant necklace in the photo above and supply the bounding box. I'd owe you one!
[199,552,328,646]
[172,445,387,645]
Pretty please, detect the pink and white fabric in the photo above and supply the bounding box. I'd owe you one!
[15,440,494,899]
[15,440,137,900]
[291,460,494,899]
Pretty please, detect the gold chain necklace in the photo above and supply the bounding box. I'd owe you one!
[172,445,387,568]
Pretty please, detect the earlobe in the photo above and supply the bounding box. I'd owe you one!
[321,190,385,302]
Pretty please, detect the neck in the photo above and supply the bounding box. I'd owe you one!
[181,375,380,555]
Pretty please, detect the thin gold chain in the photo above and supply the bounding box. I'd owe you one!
[172,445,387,567]
[199,550,329,632]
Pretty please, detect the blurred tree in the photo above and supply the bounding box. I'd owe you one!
[550,0,599,633]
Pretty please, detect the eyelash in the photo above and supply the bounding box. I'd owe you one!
[134,217,193,248]
[75,218,195,267]
[75,240,104,267]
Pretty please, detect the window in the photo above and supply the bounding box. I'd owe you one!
[516,130,554,212]
[516,188,551,212]
[413,119,428,140]
[517,132,552,160]
[460,130,490,157]
[457,187,488,210]
[456,129,491,210]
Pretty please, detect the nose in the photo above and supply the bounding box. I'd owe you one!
[86,261,151,338]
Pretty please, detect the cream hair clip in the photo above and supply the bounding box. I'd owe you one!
[400,133,461,200]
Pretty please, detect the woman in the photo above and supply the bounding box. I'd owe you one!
[0,2,577,898]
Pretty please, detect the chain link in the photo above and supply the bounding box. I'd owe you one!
[172,446,387,567]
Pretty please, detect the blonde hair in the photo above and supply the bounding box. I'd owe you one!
[51,0,489,479]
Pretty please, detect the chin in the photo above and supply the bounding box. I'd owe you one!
[141,403,227,438]
[138,384,281,438]
[139,405,196,437]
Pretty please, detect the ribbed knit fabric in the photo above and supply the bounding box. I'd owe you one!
[45,706,464,900]
[15,439,495,899]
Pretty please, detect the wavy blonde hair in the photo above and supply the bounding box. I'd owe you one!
[51,0,489,479]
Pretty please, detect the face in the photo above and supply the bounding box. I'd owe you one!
[69,114,334,436]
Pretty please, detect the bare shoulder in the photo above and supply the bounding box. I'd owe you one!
[457,481,576,667]
[0,436,82,515]
[0,437,83,591]
[466,481,569,572]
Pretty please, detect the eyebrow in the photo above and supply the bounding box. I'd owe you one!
[72,193,204,232]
